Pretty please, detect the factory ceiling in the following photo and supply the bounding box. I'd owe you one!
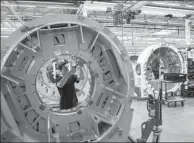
[1,0,194,55]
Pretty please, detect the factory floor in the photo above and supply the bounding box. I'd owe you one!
[130,97,194,142]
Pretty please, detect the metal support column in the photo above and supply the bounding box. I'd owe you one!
[185,18,191,46]
[185,18,191,75]
[82,8,88,17]
[82,1,90,17]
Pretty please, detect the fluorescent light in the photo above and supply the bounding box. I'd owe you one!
[143,37,160,41]
[164,38,186,41]
[186,5,194,8]
[48,6,78,9]
[151,2,180,6]
[141,7,190,17]
[6,14,42,18]
[153,30,173,35]
[164,3,180,7]
[1,27,16,30]
[1,3,35,8]
[2,3,77,9]
[19,1,71,5]
[1,35,9,38]
[92,1,116,5]
[146,42,158,44]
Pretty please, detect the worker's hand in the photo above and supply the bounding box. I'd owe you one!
[56,60,68,70]
[47,65,62,83]
[56,70,63,77]
[71,56,78,68]
[76,66,81,79]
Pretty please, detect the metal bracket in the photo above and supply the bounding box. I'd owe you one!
[20,24,43,32]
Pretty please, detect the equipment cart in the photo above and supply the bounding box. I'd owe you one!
[163,80,185,107]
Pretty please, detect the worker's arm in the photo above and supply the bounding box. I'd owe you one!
[72,66,81,83]
[71,56,81,83]
[57,65,80,87]
[73,75,80,83]
[57,70,72,88]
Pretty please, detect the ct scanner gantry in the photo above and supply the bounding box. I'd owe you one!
[1,14,135,142]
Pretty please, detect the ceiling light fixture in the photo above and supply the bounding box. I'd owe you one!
[1,35,9,38]
[1,3,36,8]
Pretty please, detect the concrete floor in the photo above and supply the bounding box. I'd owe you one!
[129,97,194,142]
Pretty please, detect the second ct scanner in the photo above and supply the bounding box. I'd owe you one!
[135,43,184,98]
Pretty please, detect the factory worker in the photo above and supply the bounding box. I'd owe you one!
[146,66,155,80]
[47,57,80,110]
[146,82,155,96]
[159,59,165,80]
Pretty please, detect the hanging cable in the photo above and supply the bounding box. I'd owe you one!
[121,13,124,44]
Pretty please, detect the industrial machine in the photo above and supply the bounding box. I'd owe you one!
[136,43,184,98]
[1,14,135,142]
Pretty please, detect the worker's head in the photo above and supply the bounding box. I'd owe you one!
[47,59,69,83]
[56,59,70,77]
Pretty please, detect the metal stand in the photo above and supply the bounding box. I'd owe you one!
[163,81,185,107]
[130,80,163,143]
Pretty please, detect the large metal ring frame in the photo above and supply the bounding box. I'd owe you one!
[1,14,134,142]
[136,43,184,94]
